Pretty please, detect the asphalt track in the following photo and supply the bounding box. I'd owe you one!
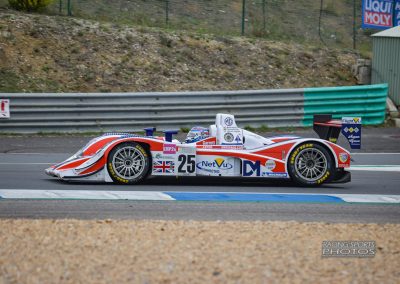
[0,128,399,222]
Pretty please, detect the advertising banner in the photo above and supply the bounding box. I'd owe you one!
[0,99,10,118]
[341,117,362,150]
[362,0,394,29]
[394,0,400,26]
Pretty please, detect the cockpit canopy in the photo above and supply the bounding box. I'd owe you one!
[185,126,210,143]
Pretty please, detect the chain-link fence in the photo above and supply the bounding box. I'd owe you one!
[0,0,371,49]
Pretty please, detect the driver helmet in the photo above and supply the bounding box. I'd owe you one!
[185,127,209,143]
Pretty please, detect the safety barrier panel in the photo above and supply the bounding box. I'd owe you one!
[303,84,388,126]
[0,84,388,133]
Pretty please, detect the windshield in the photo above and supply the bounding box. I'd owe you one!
[185,127,209,143]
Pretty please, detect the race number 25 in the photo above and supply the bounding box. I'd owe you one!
[177,154,195,173]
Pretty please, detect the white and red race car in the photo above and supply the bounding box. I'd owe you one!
[46,113,360,186]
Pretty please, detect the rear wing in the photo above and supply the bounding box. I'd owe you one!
[313,114,362,149]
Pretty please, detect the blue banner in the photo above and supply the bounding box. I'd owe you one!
[341,118,362,150]
[395,0,400,26]
[362,0,394,29]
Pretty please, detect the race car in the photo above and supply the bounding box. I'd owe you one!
[45,113,361,186]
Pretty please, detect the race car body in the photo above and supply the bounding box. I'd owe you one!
[45,113,360,186]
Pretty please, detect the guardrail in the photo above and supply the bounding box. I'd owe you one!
[303,84,388,126]
[0,84,388,133]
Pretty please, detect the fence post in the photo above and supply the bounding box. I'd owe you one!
[262,0,266,32]
[59,0,62,15]
[67,0,72,16]
[165,0,169,26]
[241,0,246,35]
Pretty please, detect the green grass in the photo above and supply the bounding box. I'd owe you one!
[0,0,372,51]
[180,127,190,133]
[0,69,20,92]
[244,125,273,132]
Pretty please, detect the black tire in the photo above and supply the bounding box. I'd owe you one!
[287,143,334,187]
[107,142,150,184]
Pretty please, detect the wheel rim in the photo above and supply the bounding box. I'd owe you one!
[112,146,146,180]
[294,148,328,182]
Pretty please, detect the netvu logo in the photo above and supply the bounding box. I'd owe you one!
[197,158,233,171]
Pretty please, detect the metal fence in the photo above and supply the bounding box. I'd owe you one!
[0,84,388,133]
[0,89,305,133]
[0,0,371,49]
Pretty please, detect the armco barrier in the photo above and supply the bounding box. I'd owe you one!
[0,84,388,133]
[303,84,388,126]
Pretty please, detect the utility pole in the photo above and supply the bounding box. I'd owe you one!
[353,0,356,49]
[262,0,266,32]
[67,0,72,16]
[165,0,169,26]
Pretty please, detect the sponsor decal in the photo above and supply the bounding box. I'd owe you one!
[317,171,330,184]
[261,172,288,178]
[342,117,362,124]
[197,145,244,150]
[153,160,175,174]
[0,99,10,118]
[214,158,225,167]
[224,133,234,143]
[137,145,148,157]
[163,143,177,154]
[221,145,244,150]
[198,145,214,149]
[177,146,196,154]
[341,117,362,149]
[108,162,128,183]
[243,160,261,177]
[224,117,234,126]
[155,153,174,160]
[342,126,360,134]
[196,158,233,174]
[265,160,276,172]
[243,161,287,178]
[235,135,242,143]
[290,143,314,164]
[196,137,216,146]
[339,153,349,163]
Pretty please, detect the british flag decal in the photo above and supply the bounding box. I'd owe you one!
[153,160,175,174]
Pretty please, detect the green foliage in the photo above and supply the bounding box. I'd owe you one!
[180,127,190,133]
[8,0,53,12]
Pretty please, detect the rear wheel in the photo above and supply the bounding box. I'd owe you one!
[107,142,150,184]
[288,143,334,186]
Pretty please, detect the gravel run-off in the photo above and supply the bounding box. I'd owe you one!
[0,219,399,283]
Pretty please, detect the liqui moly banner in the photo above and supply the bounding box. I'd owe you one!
[362,0,397,29]
[395,0,400,27]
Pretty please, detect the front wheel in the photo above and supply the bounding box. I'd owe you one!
[287,143,334,186]
[107,142,150,184]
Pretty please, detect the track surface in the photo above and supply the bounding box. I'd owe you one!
[0,127,399,222]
